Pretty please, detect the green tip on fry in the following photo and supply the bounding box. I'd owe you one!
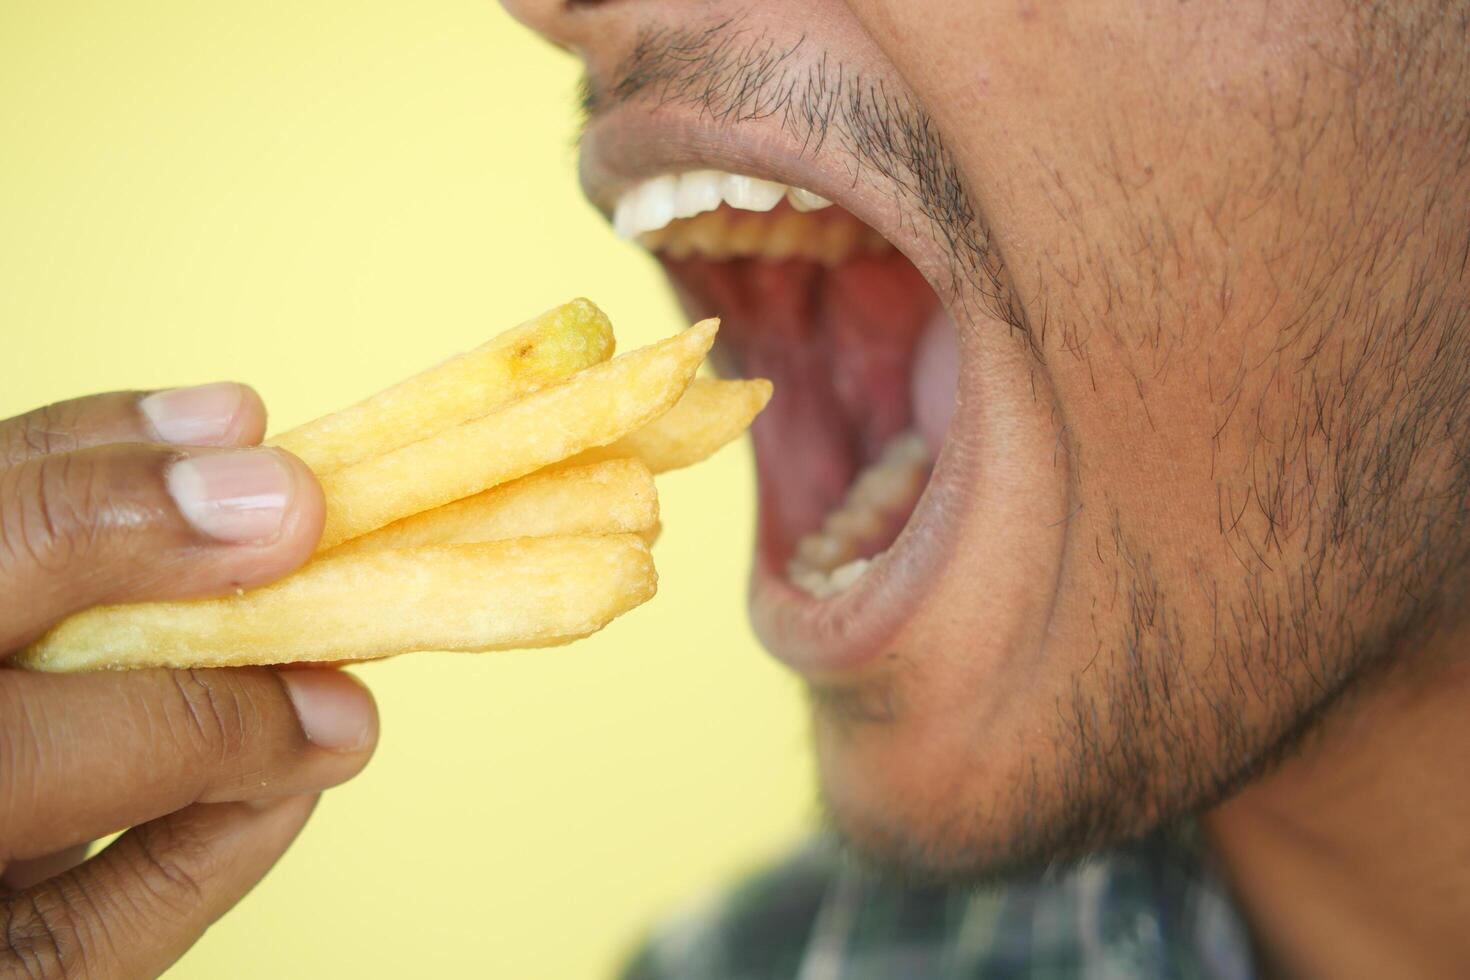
[314,318,718,550]
[269,299,616,474]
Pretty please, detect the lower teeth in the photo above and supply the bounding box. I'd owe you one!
[787,431,931,598]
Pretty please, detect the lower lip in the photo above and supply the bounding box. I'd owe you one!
[745,402,972,679]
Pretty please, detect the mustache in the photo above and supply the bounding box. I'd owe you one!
[578,18,1013,312]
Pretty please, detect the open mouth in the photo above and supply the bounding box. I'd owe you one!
[610,169,961,650]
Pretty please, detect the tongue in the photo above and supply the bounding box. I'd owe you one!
[912,307,958,458]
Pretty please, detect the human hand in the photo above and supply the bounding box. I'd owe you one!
[0,383,379,978]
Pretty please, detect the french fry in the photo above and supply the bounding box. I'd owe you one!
[316,319,718,550]
[326,459,658,557]
[268,299,615,474]
[563,377,771,474]
[17,536,657,672]
[21,300,766,673]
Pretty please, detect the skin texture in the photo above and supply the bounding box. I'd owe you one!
[505,0,1470,974]
[0,385,379,977]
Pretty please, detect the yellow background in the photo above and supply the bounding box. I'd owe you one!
[0,2,814,976]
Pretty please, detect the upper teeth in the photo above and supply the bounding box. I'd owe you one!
[613,170,833,240]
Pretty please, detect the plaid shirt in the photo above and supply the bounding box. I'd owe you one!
[621,825,1258,979]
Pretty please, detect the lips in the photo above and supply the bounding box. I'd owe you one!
[579,114,1045,678]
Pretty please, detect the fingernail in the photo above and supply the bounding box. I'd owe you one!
[278,670,376,753]
[140,382,247,445]
[168,448,294,543]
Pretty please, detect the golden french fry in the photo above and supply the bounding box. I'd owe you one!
[316,319,718,550]
[17,536,657,672]
[268,299,615,474]
[564,377,771,474]
[326,459,658,557]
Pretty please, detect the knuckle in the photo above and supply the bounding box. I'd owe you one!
[0,892,86,980]
[0,454,106,578]
[127,816,214,918]
[1,403,78,468]
[0,679,52,857]
[164,671,261,764]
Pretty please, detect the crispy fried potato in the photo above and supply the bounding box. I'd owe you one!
[316,319,718,550]
[564,377,771,474]
[326,459,658,557]
[269,299,614,474]
[16,536,657,672]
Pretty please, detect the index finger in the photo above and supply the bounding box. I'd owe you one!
[1,383,267,467]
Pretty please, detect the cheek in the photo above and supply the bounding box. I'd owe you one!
[842,0,1356,371]
[846,0,1368,576]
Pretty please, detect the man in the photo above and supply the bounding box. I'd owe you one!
[0,2,1463,976]
[495,1,1469,977]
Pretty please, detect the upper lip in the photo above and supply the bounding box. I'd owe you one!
[580,106,963,305]
[579,102,984,678]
